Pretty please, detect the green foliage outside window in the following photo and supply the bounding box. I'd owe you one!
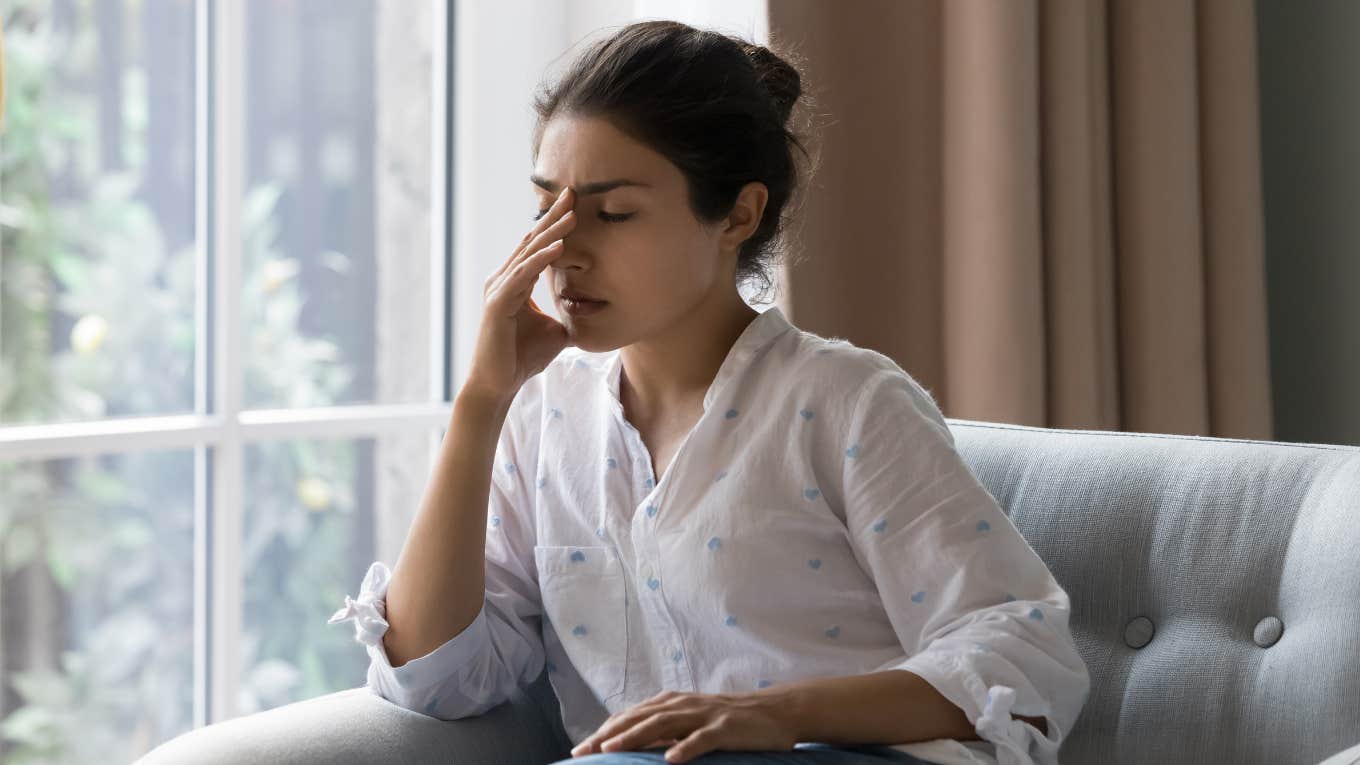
[1,3,370,761]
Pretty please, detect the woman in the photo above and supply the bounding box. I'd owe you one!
[330,20,1088,765]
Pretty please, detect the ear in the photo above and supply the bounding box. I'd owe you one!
[719,181,769,256]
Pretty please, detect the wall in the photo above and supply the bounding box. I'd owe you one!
[1256,0,1360,447]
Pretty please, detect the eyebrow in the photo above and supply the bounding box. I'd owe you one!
[530,174,651,196]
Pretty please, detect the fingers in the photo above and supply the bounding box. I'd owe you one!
[485,239,565,313]
[593,711,690,755]
[491,185,576,284]
[663,722,723,763]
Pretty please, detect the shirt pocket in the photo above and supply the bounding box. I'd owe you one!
[534,544,629,702]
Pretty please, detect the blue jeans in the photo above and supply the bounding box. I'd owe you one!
[552,742,939,764]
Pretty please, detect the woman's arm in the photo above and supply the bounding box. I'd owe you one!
[835,366,1089,756]
[770,669,1046,745]
[381,388,514,667]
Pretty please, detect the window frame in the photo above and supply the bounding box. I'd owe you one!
[0,0,454,726]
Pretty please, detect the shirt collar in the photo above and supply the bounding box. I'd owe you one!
[604,305,793,413]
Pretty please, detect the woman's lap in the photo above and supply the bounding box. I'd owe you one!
[555,742,938,764]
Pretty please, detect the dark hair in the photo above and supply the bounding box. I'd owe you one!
[531,20,820,303]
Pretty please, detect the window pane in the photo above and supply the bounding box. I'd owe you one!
[0,0,199,426]
[240,0,436,410]
[0,449,196,762]
[241,431,434,712]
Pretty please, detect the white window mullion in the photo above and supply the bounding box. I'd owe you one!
[431,0,451,407]
[210,0,246,724]
[0,405,449,460]
[430,0,452,504]
[0,415,222,460]
[193,0,212,730]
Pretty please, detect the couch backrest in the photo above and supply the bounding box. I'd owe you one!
[946,418,1360,765]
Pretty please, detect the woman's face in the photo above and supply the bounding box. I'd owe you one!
[532,115,742,352]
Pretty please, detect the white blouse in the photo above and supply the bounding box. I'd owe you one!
[329,305,1090,765]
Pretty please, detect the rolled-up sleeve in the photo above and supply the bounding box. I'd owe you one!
[328,390,546,720]
[840,367,1090,765]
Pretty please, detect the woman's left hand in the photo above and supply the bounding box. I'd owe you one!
[569,689,801,763]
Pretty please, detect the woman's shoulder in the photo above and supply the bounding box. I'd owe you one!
[783,326,933,393]
[774,326,947,430]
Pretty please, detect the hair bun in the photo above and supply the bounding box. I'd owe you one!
[741,42,801,126]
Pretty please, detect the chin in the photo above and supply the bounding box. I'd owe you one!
[561,321,615,354]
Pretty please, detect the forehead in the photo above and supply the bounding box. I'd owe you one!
[533,115,671,189]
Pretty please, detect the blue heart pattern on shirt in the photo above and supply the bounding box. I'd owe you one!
[550,408,563,419]
[807,558,822,569]
[424,697,439,715]
[845,443,861,459]
[607,457,617,469]
[726,408,739,419]
[872,519,888,533]
[708,537,722,551]
[1029,607,1044,621]
[489,516,501,528]
[757,680,773,688]
[977,520,991,533]
[825,625,840,638]
[573,624,588,636]
[911,590,926,603]
[647,577,660,590]
[646,504,658,518]
[800,409,815,421]
[504,462,517,473]
[725,615,738,626]
[804,488,821,500]
[571,550,586,562]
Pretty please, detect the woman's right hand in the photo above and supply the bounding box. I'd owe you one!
[463,185,578,405]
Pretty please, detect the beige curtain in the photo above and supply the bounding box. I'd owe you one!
[771,0,1273,439]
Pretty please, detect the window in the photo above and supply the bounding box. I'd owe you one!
[0,0,448,759]
[1,0,767,758]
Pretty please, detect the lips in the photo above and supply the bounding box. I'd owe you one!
[559,287,606,303]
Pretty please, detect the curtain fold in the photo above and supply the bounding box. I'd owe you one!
[771,0,1272,439]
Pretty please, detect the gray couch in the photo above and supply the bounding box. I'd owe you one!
[137,419,1360,765]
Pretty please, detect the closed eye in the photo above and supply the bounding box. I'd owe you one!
[534,209,634,224]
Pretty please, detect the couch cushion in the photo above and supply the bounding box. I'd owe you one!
[945,419,1360,765]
